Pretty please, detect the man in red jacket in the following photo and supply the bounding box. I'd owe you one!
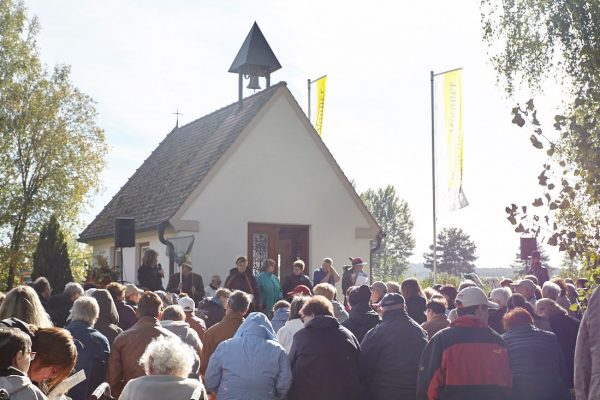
[416,287,512,400]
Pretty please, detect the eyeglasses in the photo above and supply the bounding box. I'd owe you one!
[23,350,36,360]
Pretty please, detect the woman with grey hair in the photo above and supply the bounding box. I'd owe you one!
[65,296,110,400]
[488,287,511,334]
[119,336,206,400]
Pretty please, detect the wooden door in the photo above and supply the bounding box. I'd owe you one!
[248,223,279,276]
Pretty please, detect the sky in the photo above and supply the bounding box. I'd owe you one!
[24,0,564,269]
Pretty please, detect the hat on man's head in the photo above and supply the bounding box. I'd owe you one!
[287,285,312,297]
[349,257,367,266]
[371,281,387,294]
[348,284,371,306]
[375,293,405,311]
[178,296,195,312]
[455,287,498,309]
[510,279,536,293]
[125,284,143,298]
[180,261,192,270]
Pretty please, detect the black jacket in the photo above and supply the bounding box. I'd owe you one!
[549,313,580,388]
[341,302,380,343]
[502,324,571,400]
[137,264,164,291]
[224,268,260,311]
[46,293,73,328]
[281,273,313,298]
[360,309,428,400]
[196,298,225,329]
[405,295,427,324]
[288,315,363,400]
[166,272,205,302]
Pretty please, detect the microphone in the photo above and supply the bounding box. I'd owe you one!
[157,263,162,270]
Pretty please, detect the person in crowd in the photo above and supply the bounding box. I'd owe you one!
[65,296,110,400]
[524,275,544,300]
[421,297,450,338]
[205,312,292,399]
[108,291,175,397]
[417,287,511,400]
[224,256,260,311]
[0,292,5,308]
[488,287,512,334]
[124,284,142,309]
[447,281,478,322]
[204,275,222,299]
[200,290,250,376]
[0,327,47,400]
[502,307,570,400]
[542,281,562,301]
[528,251,549,286]
[361,293,428,400]
[45,283,84,328]
[511,279,538,307]
[536,298,580,388]
[281,260,313,300]
[137,249,164,291]
[29,326,77,395]
[370,281,387,304]
[154,291,176,307]
[277,296,309,353]
[160,305,202,377]
[422,287,438,300]
[256,258,282,318]
[288,295,363,400]
[166,261,205,303]
[342,257,368,305]
[197,288,230,329]
[550,278,572,311]
[119,336,206,400]
[386,281,401,294]
[0,286,53,328]
[575,286,600,400]
[106,282,137,331]
[401,278,427,324]
[507,293,551,331]
[576,278,588,289]
[341,285,379,343]
[32,278,51,309]
[313,257,340,286]
[501,278,514,288]
[91,289,122,345]
[270,300,290,333]
[177,296,206,340]
[286,284,312,298]
[313,283,348,323]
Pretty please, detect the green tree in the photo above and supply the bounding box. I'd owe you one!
[31,215,72,294]
[360,185,415,281]
[509,246,550,277]
[0,0,107,290]
[424,227,478,276]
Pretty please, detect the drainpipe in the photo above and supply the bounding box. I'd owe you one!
[369,231,385,285]
[158,221,175,277]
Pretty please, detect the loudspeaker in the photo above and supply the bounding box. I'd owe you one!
[520,237,537,260]
[115,217,135,248]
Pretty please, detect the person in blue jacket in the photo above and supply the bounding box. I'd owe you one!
[204,312,292,400]
[256,259,282,318]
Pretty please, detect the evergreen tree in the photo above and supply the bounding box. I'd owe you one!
[32,215,72,294]
[424,227,477,276]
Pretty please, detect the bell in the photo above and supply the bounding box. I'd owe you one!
[247,75,261,90]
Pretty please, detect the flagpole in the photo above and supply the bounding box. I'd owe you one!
[430,70,438,284]
[307,78,311,120]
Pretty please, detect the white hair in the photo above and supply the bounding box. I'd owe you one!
[489,287,511,308]
[69,296,99,326]
[542,281,561,301]
[139,336,194,378]
[64,282,84,298]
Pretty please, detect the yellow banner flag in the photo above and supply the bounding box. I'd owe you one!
[444,70,468,210]
[314,76,327,136]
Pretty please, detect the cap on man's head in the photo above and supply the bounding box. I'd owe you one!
[125,284,143,298]
[375,293,405,311]
[511,279,536,292]
[455,287,498,309]
[177,296,195,312]
[371,281,388,294]
[349,257,367,266]
[348,284,371,306]
[287,285,312,297]
[180,261,192,270]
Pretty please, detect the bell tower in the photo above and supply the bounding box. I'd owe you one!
[229,22,282,103]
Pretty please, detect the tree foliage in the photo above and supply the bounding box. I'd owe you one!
[32,215,72,294]
[424,227,478,276]
[360,185,415,281]
[0,0,107,290]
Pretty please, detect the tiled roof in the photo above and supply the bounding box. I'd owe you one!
[79,82,285,242]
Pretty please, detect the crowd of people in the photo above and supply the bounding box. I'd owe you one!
[0,248,598,400]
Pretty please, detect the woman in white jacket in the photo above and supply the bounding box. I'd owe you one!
[276,296,309,353]
[0,327,47,400]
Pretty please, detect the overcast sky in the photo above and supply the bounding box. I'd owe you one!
[25,0,563,269]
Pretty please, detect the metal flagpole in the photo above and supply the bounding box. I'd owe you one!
[430,67,463,284]
[307,78,311,121]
